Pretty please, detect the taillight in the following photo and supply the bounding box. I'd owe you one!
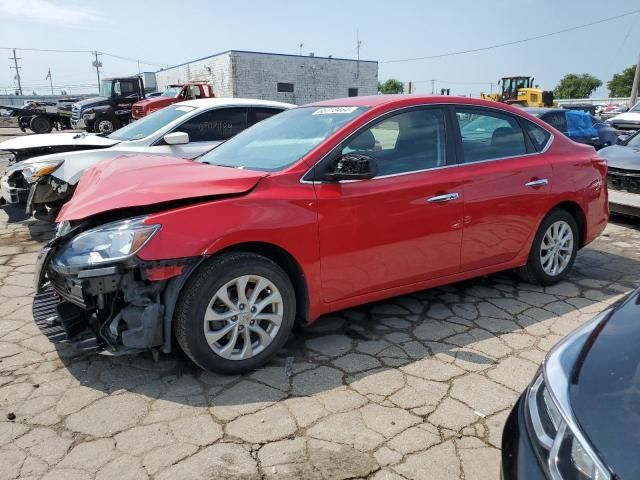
[591,155,607,176]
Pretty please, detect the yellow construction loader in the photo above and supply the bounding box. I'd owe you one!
[480,76,555,107]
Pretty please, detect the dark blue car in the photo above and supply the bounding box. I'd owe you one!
[524,107,619,149]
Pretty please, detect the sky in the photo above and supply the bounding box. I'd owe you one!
[0,0,638,98]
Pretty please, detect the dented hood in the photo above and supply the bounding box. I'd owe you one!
[0,132,119,153]
[58,154,268,221]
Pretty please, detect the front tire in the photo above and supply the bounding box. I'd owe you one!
[518,209,579,285]
[93,116,118,134]
[174,252,296,374]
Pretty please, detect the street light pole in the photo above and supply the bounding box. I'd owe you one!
[630,52,640,108]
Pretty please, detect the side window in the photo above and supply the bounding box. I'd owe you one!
[542,112,567,132]
[455,108,527,163]
[174,107,248,142]
[341,108,447,177]
[523,121,551,152]
[252,107,284,125]
[120,81,137,96]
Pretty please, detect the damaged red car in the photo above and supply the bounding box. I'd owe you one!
[33,95,608,373]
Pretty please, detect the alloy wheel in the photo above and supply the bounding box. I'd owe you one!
[203,275,283,360]
[539,220,574,276]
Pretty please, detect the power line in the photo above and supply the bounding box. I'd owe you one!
[0,46,165,68]
[382,8,640,64]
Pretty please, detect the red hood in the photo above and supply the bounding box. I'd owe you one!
[134,97,176,110]
[58,155,267,221]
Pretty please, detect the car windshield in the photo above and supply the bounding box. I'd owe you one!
[162,86,182,97]
[629,102,640,112]
[627,131,640,147]
[99,80,113,97]
[108,104,196,141]
[198,106,367,171]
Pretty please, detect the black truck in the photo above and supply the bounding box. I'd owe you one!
[71,76,145,133]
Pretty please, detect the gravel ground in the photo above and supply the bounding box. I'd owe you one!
[0,141,639,480]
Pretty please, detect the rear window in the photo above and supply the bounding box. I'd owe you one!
[523,121,551,152]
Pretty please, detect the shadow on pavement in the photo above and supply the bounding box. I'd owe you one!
[53,245,640,411]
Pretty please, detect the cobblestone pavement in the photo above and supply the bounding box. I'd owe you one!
[1,148,639,479]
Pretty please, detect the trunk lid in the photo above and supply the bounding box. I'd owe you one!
[58,154,268,221]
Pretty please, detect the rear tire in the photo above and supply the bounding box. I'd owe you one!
[29,115,53,134]
[518,209,579,285]
[174,252,296,374]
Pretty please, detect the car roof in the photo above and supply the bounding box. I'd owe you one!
[179,98,296,109]
[305,94,536,111]
[522,107,563,115]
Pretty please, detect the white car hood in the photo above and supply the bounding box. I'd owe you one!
[609,111,640,122]
[0,132,119,152]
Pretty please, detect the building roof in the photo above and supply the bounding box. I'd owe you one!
[158,49,377,73]
[179,97,296,109]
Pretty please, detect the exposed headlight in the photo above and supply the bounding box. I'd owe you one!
[54,217,160,267]
[56,220,72,238]
[21,160,64,182]
[526,309,613,480]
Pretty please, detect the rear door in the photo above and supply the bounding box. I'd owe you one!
[453,107,555,271]
[149,107,249,158]
[314,107,465,302]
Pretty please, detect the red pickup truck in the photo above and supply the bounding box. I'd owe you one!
[132,83,214,119]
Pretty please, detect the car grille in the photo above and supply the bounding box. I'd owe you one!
[132,105,145,118]
[607,167,640,194]
[71,104,81,120]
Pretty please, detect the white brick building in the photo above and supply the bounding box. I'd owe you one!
[154,50,378,105]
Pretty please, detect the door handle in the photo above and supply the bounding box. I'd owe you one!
[525,179,549,188]
[427,193,460,203]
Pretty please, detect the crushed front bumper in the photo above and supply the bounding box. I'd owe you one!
[33,241,199,355]
[0,173,29,205]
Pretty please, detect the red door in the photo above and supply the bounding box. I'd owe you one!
[453,107,555,271]
[314,108,465,302]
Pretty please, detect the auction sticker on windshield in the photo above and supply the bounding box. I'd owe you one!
[312,107,359,115]
[175,106,196,112]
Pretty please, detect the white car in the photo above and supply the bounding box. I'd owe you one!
[606,101,640,131]
[0,98,293,215]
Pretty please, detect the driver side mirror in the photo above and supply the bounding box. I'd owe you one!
[322,153,377,182]
[163,132,189,145]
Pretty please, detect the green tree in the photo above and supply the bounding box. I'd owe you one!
[553,73,602,99]
[607,65,636,97]
[378,79,404,94]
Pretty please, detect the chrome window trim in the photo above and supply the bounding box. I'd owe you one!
[299,102,554,185]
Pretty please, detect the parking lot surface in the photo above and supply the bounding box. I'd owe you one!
[0,146,639,480]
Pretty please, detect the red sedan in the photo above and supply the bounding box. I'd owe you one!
[34,95,608,373]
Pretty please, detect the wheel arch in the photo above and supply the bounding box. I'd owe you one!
[216,241,310,325]
[549,200,586,247]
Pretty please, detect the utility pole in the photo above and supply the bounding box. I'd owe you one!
[356,31,362,78]
[490,82,494,94]
[630,52,640,108]
[431,79,435,94]
[9,49,22,96]
[298,43,304,55]
[92,51,102,88]
[46,67,53,95]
